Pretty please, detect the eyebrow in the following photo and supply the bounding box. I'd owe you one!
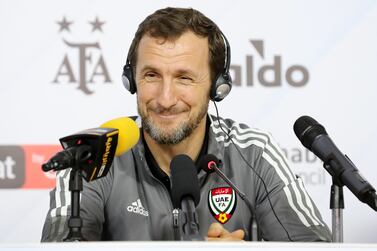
[139,65,159,74]
[139,64,197,77]
[175,69,196,77]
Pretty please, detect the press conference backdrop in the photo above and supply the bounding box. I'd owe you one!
[0,0,376,243]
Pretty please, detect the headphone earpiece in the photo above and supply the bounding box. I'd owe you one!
[209,31,232,102]
[210,72,232,102]
[122,63,136,94]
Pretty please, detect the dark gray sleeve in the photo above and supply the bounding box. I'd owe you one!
[41,168,111,242]
[252,136,332,241]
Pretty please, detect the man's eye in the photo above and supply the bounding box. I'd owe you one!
[145,72,159,81]
[178,76,193,84]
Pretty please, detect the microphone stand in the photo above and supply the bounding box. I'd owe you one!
[233,187,259,241]
[180,198,204,241]
[324,154,377,242]
[63,167,86,241]
[212,164,259,241]
[63,146,91,242]
[324,163,344,243]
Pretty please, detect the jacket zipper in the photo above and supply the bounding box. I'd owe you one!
[148,174,179,240]
[172,208,181,240]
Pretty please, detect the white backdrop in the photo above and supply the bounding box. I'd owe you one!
[0,0,376,243]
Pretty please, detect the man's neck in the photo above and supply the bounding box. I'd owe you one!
[143,117,207,176]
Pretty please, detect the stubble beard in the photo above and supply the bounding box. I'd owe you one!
[138,102,208,145]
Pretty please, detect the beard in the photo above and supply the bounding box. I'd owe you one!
[138,101,208,145]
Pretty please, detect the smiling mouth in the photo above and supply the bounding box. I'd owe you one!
[149,109,187,120]
[154,112,182,119]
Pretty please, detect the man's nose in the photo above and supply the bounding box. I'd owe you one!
[156,78,178,109]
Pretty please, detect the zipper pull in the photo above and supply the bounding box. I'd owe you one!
[173,208,179,227]
[172,208,181,240]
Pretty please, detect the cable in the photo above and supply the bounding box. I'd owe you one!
[212,101,293,241]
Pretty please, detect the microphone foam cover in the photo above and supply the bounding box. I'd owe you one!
[294,115,327,150]
[101,117,140,156]
[198,154,220,173]
[170,154,201,208]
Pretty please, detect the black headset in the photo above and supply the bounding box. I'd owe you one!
[121,31,232,102]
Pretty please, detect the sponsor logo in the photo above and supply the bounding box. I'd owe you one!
[127,199,149,217]
[296,168,327,186]
[231,39,309,87]
[98,137,112,177]
[208,187,237,224]
[52,16,112,95]
[23,145,62,189]
[0,145,62,189]
[0,146,25,188]
[281,147,318,164]
[281,147,328,186]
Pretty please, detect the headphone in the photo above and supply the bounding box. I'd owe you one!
[122,31,232,102]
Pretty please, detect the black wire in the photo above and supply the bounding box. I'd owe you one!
[212,101,293,241]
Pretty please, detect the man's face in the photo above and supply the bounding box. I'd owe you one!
[135,31,211,145]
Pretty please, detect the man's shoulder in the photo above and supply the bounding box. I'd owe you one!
[208,114,277,150]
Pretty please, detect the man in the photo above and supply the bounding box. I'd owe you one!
[41,7,331,241]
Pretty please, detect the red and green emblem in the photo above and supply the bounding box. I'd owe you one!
[208,187,237,224]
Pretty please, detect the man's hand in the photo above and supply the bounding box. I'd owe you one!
[206,222,245,241]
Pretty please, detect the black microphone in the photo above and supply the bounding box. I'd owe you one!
[42,117,140,182]
[294,115,377,211]
[42,127,118,182]
[198,154,259,241]
[170,154,203,240]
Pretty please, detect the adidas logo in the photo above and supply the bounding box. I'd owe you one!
[127,199,149,217]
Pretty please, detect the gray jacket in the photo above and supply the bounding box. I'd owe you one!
[41,115,331,241]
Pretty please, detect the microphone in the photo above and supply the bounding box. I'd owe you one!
[170,154,203,240]
[42,117,140,182]
[198,154,259,241]
[294,115,377,211]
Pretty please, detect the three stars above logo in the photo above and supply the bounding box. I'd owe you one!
[89,16,106,32]
[56,16,106,33]
[56,17,72,32]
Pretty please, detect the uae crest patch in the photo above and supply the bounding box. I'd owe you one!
[208,187,237,224]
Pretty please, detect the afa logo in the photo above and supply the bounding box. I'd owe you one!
[52,16,112,95]
[208,187,237,224]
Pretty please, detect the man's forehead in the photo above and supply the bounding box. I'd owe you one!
[137,31,209,55]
